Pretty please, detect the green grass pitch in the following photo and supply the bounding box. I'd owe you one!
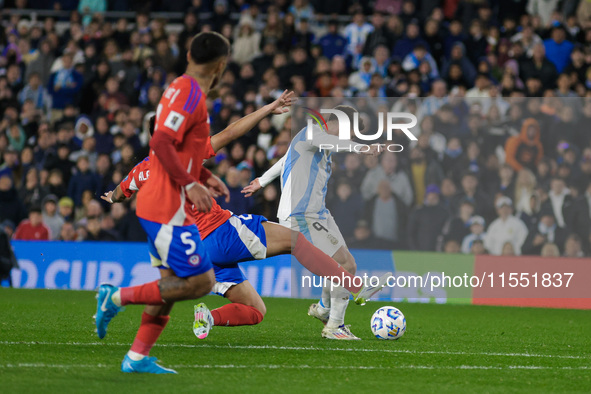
[1,288,590,393]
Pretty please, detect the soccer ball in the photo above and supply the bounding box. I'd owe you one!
[370,306,406,340]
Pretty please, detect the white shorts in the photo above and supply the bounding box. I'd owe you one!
[279,214,346,257]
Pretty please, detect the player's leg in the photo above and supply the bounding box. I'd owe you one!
[296,215,360,339]
[193,265,265,338]
[121,269,177,374]
[211,280,266,326]
[262,221,363,293]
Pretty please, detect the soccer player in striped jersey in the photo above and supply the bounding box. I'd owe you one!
[242,105,382,340]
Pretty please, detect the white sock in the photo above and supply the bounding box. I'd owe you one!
[317,285,331,314]
[111,289,122,307]
[327,285,350,328]
[127,350,145,361]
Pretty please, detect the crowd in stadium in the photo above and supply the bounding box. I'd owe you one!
[1,0,591,257]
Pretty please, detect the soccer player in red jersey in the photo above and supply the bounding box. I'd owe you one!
[95,32,231,374]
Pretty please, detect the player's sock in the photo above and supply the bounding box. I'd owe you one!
[292,233,362,293]
[119,281,166,306]
[210,303,264,326]
[128,312,170,359]
[318,285,331,315]
[326,285,350,328]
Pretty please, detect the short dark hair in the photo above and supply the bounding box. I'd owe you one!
[328,105,365,131]
[189,32,230,64]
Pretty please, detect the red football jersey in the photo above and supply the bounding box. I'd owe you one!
[121,138,232,238]
[136,75,211,226]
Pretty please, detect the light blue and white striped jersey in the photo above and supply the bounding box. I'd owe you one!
[259,125,360,220]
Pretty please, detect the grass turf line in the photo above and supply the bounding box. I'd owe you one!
[0,288,590,393]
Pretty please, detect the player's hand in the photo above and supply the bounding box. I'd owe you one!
[267,90,296,115]
[101,191,115,204]
[241,178,261,198]
[205,174,230,203]
[186,183,213,212]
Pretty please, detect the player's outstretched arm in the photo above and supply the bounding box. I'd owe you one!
[101,185,126,204]
[210,90,294,153]
[242,154,286,197]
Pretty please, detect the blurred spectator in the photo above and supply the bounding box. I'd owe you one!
[19,167,42,211]
[362,12,396,56]
[393,20,427,60]
[329,180,364,241]
[541,242,560,257]
[58,197,75,222]
[470,239,487,254]
[407,184,449,251]
[361,152,413,206]
[18,73,52,116]
[67,156,100,207]
[563,233,584,257]
[505,118,544,172]
[461,215,487,254]
[13,205,50,240]
[542,177,573,228]
[233,17,261,65]
[519,44,558,90]
[84,215,117,241]
[543,26,573,73]
[451,172,491,219]
[47,53,83,120]
[403,44,439,79]
[58,221,78,241]
[25,40,55,85]
[484,196,529,255]
[522,204,567,255]
[318,20,347,60]
[344,11,374,67]
[365,179,405,249]
[42,194,64,240]
[0,174,27,226]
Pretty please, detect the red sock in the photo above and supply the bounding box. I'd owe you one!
[210,303,264,326]
[129,312,170,356]
[292,233,362,293]
[120,280,165,306]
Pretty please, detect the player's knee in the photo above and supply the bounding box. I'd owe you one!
[255,302,266,318]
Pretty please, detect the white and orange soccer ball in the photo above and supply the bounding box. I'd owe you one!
[370,306,406,340]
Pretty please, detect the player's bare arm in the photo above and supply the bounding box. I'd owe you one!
[210,90,295,153]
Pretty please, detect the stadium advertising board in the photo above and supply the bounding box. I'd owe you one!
[8,241,591,309]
